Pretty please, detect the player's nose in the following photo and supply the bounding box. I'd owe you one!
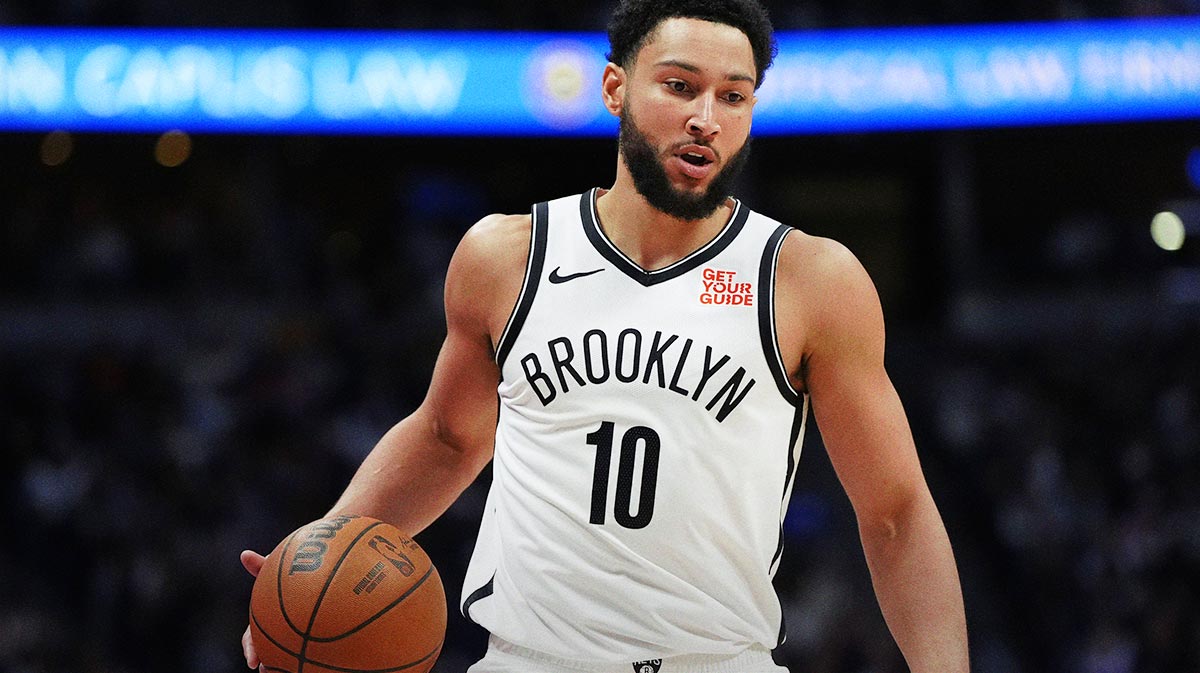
[686,94,720,138]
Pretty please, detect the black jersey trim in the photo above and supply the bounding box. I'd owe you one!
[772,396,809,647]
[770,399,808,573]
[757,223,802,406]
[461,573,495,624]
[579,188,749,287]
[495,201,548,368]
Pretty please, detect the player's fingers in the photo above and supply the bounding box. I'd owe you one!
[240,549,267,577]
[242,624,260,669]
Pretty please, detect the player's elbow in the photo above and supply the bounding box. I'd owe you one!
[855,485,933,546]
[427,408,493,468]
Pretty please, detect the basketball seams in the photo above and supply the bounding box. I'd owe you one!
[248,609,302,657]
[298,520,390,671]
[307,566,437,643]
[275,527,309,637]
[254,614,440,673]
[253,516,446,673]
[304,641,443,673]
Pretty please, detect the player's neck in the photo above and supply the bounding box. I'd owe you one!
[596,175,734,272]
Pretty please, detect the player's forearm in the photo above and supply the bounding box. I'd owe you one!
[859,491,969,673]
[326,410,492,535]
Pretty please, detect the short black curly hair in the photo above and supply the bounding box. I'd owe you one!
[606,0,777,89]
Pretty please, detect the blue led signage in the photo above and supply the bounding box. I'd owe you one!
[1,19,1197,135]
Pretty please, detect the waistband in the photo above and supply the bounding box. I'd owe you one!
[485,635,785,673]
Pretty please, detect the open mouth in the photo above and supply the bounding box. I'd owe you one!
[679,151,713,167]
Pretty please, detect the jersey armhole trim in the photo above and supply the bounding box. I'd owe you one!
[772,396,809,647]
[495,201,549,369]
[757,223,802,406]
[461,573,495,624]
[770,396,809,568]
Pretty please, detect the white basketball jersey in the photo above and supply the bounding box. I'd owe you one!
[461,189,808,662]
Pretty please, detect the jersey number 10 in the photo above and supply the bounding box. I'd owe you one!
[587,421,661,529]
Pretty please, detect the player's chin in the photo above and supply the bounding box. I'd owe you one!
[674,175,716,196]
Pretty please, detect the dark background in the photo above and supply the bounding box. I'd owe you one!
[2,1,1199,672]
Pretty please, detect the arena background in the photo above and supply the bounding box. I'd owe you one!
[2,1,1199,672]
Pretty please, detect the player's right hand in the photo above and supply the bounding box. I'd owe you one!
[241,550,267,671]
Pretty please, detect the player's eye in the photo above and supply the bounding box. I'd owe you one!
[665,80,690,93]
[725,91,747,104]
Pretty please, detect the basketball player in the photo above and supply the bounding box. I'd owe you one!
[242,0,969,670]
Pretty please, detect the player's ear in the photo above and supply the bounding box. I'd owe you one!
[601,62,626,118]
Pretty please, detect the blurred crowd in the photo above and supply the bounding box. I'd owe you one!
[1,121,1197,673]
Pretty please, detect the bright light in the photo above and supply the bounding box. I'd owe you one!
[39,129,72,166]
[154,130,191,167]
[1151,211,1186,252]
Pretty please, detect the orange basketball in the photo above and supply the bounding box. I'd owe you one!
[249,515,446,673]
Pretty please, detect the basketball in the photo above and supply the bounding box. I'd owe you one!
[249,515,446,673]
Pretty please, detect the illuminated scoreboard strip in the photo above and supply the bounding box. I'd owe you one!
[0,29,609,134]
[755,19,1200,133]
[0,19,1198,135]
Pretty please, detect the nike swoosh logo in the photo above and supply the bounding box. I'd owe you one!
[548,266,604,284]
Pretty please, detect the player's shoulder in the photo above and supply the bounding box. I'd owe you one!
[445,213,533,334]
[776,229,870,288]
[743,207,856,274]
[468,212,532,237]
[451,212,532,277]
[772,227,883,333]
[462,212,532,253]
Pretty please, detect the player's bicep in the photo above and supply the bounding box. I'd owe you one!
[420,324,500,456]
[417,213,530,456]
[801,247,928,528]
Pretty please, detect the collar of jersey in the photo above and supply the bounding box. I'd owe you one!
[579,187,749,287]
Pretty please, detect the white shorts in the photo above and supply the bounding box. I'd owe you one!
[467,635,789,673]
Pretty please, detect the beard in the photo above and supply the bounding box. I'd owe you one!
[618,107,752,221]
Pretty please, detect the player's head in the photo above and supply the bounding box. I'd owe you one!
[606,0,776,91]
[602,0,775,220]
